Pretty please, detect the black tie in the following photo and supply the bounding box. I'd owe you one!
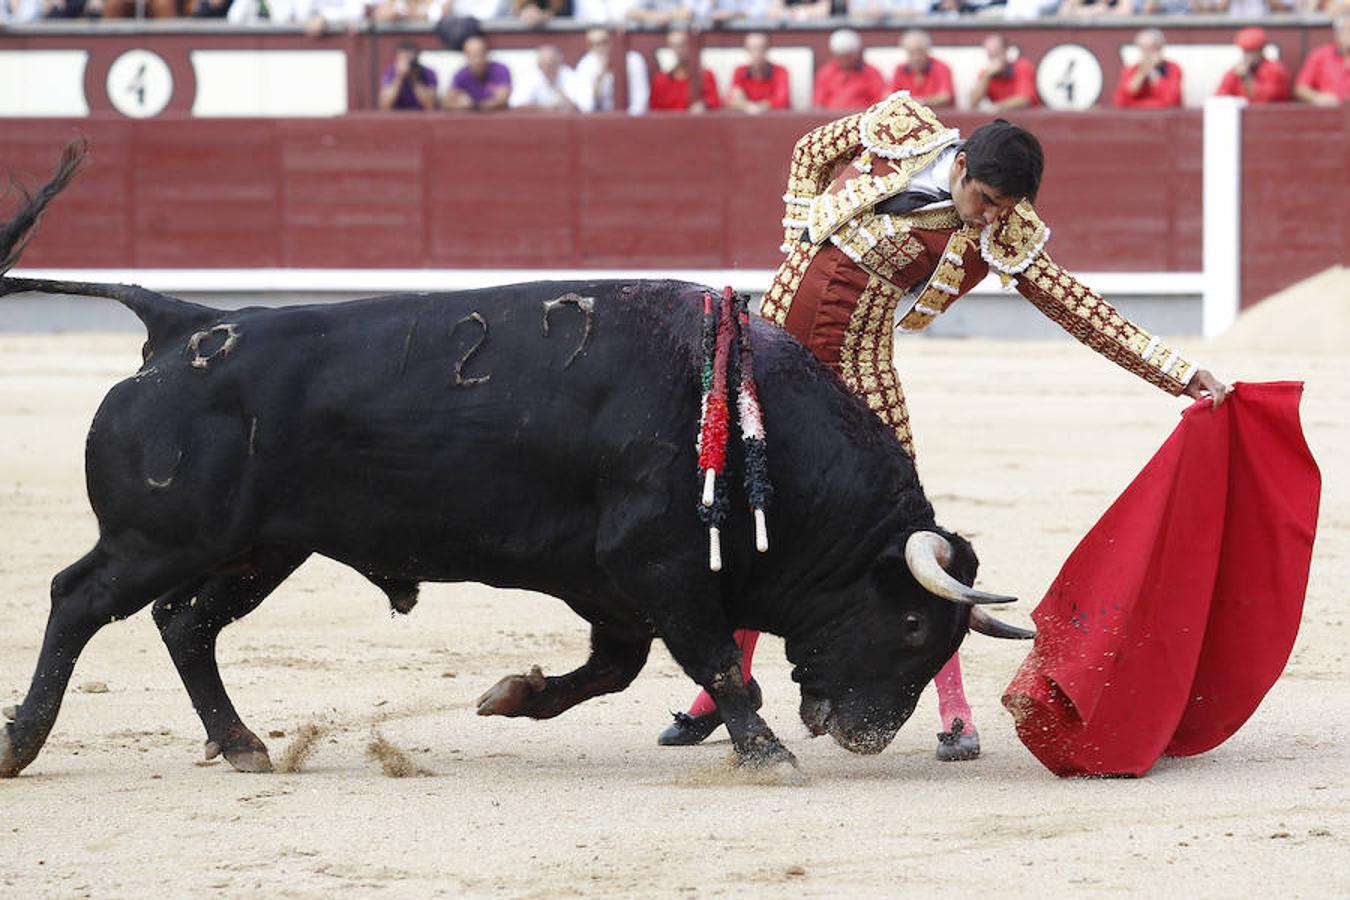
[875,189,952,215]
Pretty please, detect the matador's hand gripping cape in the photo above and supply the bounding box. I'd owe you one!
[762,92,1199,423]
[1003,383,1321,777]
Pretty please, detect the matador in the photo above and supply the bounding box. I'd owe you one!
[658,91,1229,760]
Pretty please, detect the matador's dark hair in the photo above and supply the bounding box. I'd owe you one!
[961,119,1044,203]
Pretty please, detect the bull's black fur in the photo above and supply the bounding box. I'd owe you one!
[0,141,1001,778]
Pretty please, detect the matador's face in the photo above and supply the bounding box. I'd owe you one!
[949,152,1019,229]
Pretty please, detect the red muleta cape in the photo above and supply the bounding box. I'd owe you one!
[1002,382,1320,777]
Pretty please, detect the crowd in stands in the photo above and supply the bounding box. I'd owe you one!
[370,14,1347,110]
[3,0,1344,24]
[3,0,1345,109]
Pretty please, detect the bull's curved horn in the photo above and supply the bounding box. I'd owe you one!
[903,531,1017,606]
[969,607,1036,640]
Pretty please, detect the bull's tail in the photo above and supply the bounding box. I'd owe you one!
[0,139,216,344]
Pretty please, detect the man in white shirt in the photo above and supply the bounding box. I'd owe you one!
[510,45,582,111]
[572,26,650,114]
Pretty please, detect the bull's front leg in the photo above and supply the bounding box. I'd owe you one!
[476,626,651,720]
[656,622,798,773]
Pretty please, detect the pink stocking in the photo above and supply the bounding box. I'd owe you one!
[934,651,975,734]
[686,630,760,716]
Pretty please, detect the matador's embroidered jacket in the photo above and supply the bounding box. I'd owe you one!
[759,91,1197,457]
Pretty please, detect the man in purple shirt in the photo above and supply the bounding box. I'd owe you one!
[445,35,512,111]
[378,41,439,111]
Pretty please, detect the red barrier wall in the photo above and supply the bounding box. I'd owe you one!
[2,110,1202,274]
[1240,105,1350,310]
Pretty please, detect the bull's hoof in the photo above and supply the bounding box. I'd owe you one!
[476,665,547,717]
[224,747,274,774]
[734,744,807,786]
[936,718,980,762]
[0,723,17,777]
[206,732,273,773]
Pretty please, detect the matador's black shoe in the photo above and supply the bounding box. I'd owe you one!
[657,678,764,747]
[936,717,981,762]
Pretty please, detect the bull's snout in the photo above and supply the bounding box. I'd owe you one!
[801,695,901,755]
[827,719,899,756]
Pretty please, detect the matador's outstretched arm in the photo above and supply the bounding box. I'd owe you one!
[1015,252,1198,395]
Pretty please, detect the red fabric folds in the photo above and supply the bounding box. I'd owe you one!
[1002,382,1321,777]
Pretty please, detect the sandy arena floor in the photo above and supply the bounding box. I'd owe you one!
[0,328,1346,898]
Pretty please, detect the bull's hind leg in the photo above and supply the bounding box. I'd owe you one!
[151,546,310,773]
[476,625,651,720]
[1,541,223,778]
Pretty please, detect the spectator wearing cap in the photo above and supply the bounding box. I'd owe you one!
[1293,14,1349,106]
[728,31,791,114]
[813,28,886,110]
[1216,27,1290,103]
[650,27,721,112]
[890,29,953,108]
[445,35,512,111]
[968,34,1038,110]
[1113,28,1183,109]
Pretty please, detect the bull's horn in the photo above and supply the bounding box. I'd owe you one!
[903,531,1017,606]
[969,607,1036,640]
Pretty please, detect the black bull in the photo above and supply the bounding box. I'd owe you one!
[0,142,1028,778]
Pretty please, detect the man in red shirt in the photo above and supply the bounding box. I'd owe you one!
[1114,28,1183,109]
[890,28,954,108]
[813,28,886,110]
[728,31,791,114]
[649,27,720,113]
[968,34,1038,110]
[1293,14,1349,106]
[1216,27,1290,104]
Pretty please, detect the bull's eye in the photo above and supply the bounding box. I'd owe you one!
[903,613,923,635]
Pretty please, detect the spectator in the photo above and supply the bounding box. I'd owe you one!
[512,0,569,27]
[88,0,181,15]
[626,0,690,25]
[1057,0,1132,15]
[570,0,626,21]
[770,0,835,21]
[728,30,791,114]
[1113,28,1183,109]
[2,0,41,20]
[968,34,1038,110]
[191,0,233,17]
[1191,0,1290,13]
[511,44,581,111]
[443,0,506,16]
[573,26,652,114]
[847,0,931,21]
[1216,27,1290,103]
[379,40,439,111]
[1003,0,1059,16]
[650,27,720,112]
[298,0,370,34]
[1293,14,1349,106]
[372,0,436,21]
[890,28,953,108]
[813,28,885,110]
[445,34,512,111]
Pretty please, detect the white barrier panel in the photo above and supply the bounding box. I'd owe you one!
[191,50,348,117]
[0,50,89,117]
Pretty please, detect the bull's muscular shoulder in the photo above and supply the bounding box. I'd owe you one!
[857,91,961,162]
[979,200,1051,278]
